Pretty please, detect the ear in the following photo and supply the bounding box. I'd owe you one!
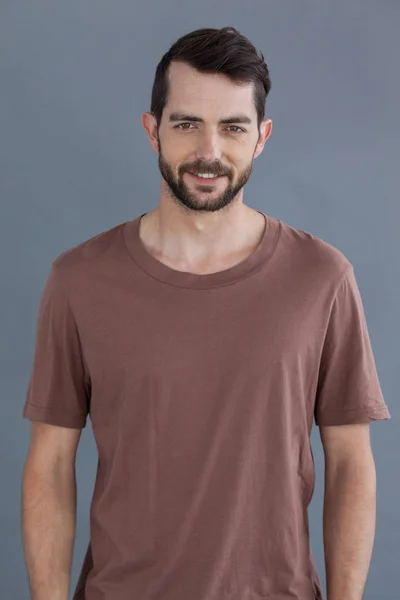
[253,118,272,159]
[141,112,159,154]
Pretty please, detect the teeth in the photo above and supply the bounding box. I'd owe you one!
[196,173,218,179]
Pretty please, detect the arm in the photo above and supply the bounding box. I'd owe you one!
[21,421,82,600]
[320,423,377,600]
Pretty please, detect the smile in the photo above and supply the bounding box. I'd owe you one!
[187,172,225,184]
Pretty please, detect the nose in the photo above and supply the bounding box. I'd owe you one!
[194,129,222,163]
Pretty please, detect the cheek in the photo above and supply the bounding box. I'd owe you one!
[163,143,190,167]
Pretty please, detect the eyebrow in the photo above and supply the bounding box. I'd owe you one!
[168,112,252,125]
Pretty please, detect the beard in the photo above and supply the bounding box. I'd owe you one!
[156,135,255,214]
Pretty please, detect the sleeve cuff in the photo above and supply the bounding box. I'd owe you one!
[23,403,88,429]
[315,403,391,426]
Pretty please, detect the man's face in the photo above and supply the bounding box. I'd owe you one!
[145,61,271,214]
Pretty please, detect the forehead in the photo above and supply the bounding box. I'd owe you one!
[165,61,256,119]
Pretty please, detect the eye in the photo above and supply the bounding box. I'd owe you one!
[173,123,246,133]
[226,126,246,133]
[174,123,193,130]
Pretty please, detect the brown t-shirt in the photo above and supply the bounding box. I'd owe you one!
[23,211,391,600]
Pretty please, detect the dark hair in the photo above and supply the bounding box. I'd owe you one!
[150,27,271,131]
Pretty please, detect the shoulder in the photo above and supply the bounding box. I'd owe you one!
[50,220,127,291]
[276,217,353,289]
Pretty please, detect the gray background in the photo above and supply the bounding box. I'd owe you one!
[1,1,398,598]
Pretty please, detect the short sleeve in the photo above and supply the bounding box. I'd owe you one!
[22,263,91,429]
[314,264,391,426]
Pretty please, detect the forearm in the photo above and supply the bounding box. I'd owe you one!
[323,458,377,600]
[21,461,77,600]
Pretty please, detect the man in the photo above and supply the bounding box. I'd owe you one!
[22,26,391,600]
